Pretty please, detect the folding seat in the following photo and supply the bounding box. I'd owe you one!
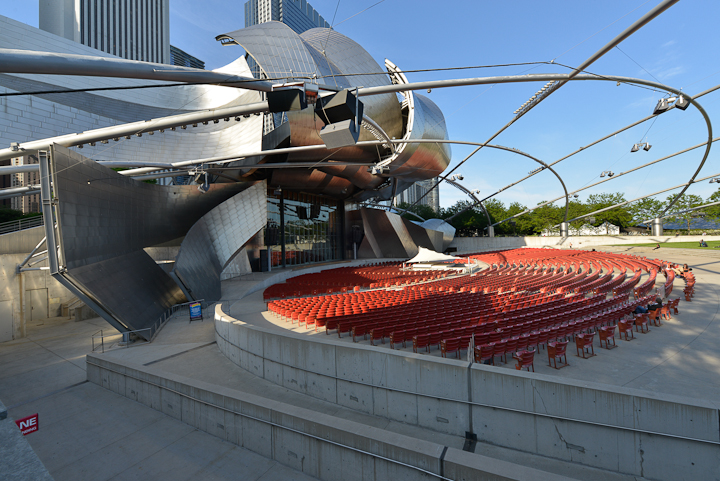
[413,334,431,353]
[474,344,495,364]
[492,340,509,364]
[575,332,595,358]
[634,313,650,333]
[428,331,444,351]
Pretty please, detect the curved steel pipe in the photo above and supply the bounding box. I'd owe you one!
[362,202,426,222]
[357,73,711,214]
[492,136,720,228]
[442,178,492,226]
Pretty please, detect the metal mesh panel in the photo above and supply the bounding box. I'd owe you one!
[49,145,249,335]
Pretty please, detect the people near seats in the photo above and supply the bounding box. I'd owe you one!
[647,297,663,312]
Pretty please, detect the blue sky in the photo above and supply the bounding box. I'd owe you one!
[3,0,720,211]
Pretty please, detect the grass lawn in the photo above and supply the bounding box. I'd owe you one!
[607,240,720,249]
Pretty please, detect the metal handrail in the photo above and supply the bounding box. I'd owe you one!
[90,300,210,352]
[0,215,43,235]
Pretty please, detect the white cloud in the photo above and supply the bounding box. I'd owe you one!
[658,65,686,79]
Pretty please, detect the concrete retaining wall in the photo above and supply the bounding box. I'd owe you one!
[215,306,720,480]
[450,235,720,254]
[86,354,573,481]
[0,253,76,341]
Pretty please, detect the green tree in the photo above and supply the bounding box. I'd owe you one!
[0,207,25,224]
[530,201,563,234]
[629,197,665,225]
[665,193,704,231]
[703,190,720,221]
[498,201,532,235]
[441,200,487,236]
[586,192,631,228]
[396,202,437,222]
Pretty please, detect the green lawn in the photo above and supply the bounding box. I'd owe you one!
[607,240,720,249]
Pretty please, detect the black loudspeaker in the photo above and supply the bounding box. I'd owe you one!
[296,206,308,220]
[267,89,307,113]
[314,89,364,125]
[310,203,321,219]
[259,249,270,272]
[351,225,364,244]
[265,224,279,245]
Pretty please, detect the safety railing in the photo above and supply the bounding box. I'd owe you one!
[91,300,209,352]
[0,215,43,235]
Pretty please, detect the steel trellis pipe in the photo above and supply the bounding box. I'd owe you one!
[492,136,720,228]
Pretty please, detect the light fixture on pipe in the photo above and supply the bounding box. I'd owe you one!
[631,142,651,152]
[600,171,614,178]
[674,95,690,111]
[653,98,671,115]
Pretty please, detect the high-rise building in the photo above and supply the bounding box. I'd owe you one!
[170,45,205,70]
[395,178,441,214]
[244,0,330,34]
[10,155,40,214]
[39,0,170,64]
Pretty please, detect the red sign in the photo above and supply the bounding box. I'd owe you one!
[15,413,38,435]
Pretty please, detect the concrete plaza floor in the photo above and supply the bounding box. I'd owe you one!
[2,246,718,480]
[0,315,317,480]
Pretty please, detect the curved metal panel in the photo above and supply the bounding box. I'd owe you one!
[420,219,456,251]
[49,145,248,336]
[385,93,451,180]
[172,182,267,301]
[301,28,403,142]
[269,169,355,197]
[219,22,319,82]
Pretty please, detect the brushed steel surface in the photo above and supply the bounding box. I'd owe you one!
[49,145,246,334]
[173,182,267,302]
[420,218,456,251]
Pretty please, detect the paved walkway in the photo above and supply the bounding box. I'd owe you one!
[0,316,316,481]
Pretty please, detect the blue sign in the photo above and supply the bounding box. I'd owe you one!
[189,302,203,322]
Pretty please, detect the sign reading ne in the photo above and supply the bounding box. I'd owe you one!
[15,413,39,435]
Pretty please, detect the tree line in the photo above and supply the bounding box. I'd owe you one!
[398,191,720,236]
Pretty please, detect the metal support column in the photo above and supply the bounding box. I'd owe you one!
[487,226,494,238]
[651,217,664,236]
[38,150,59,274]
[279,194,286,268]
[559,222,569,237]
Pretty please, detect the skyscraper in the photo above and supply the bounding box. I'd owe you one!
[244,0,330,34]
[39,0,171,64]
[170,45,205,70]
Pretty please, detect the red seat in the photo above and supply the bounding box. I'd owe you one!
[598,325,616,349]
[441,338,461,358]
[513,350,535,372]
[548,341,569,369]
[634,313,650,333]
[413,334,431,353]
[474,344,495,365]
[617,318,635,341]
[492,340,508,364]
[576,333,595,358]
